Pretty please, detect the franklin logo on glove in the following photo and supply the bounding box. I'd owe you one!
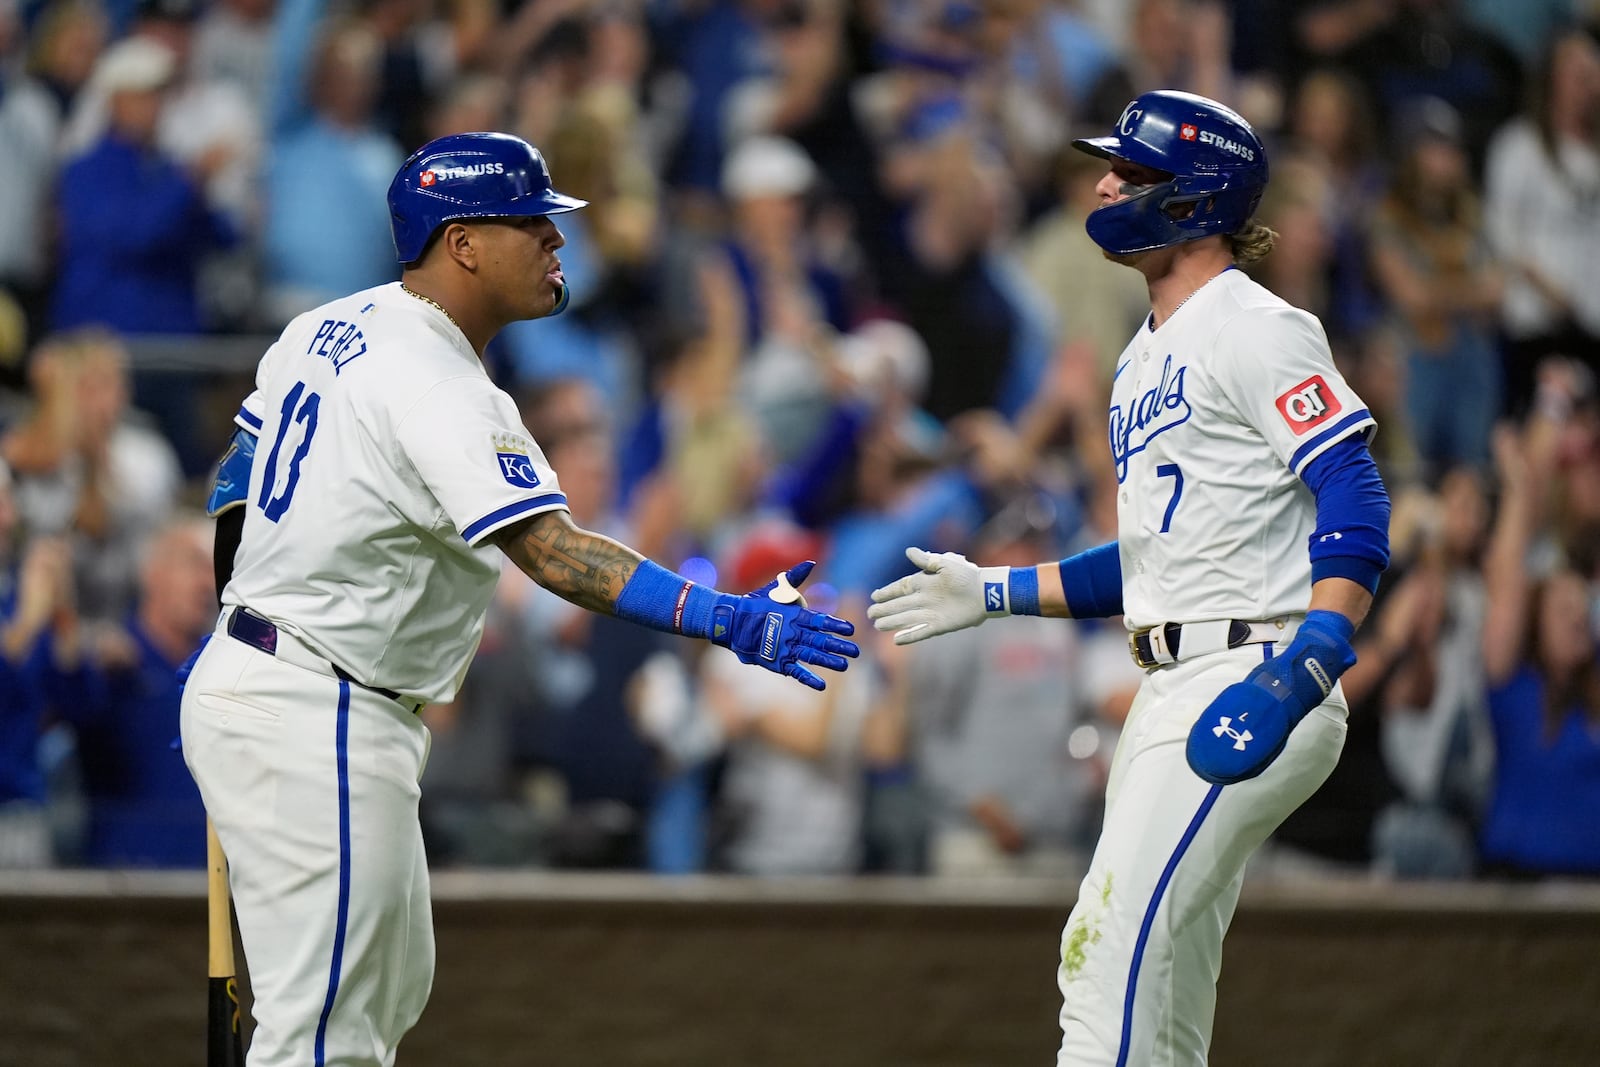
[762,613,783,661]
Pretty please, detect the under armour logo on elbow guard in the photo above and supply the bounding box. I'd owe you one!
[1213,717,1253,750]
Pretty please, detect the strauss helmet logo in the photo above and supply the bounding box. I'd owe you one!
[419,170,436,187]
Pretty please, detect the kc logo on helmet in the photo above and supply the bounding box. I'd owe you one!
[1275,375,1343,435]
[1180,123,1198,141]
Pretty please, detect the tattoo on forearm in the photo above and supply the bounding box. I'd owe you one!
[503,516,640,614]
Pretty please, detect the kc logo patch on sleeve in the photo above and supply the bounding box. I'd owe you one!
[498,452,540,488]
[1275,375,1343,435]
[492,435,542,489]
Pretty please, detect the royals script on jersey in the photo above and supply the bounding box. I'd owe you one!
[1107,268,1374,631]
[224,282,568,703]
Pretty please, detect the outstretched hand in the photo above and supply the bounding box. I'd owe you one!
[867,547,998,645]
[712,561,859,691]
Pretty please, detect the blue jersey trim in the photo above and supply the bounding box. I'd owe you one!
[1115,783,1224,1067]
[460,493,569,545]
[236,406,264,432]
[313,681,353,1067]
[1288,409,1372,473]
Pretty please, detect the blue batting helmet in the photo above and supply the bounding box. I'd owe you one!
[387,132,587,265]
[1071,91,1268,256]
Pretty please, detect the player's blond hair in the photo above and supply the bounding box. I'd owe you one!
[1227,221,1278,266]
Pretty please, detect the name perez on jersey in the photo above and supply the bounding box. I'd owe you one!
[305,318,369,376]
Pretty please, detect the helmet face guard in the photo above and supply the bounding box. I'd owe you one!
[1072,91,1268,256]
[1083,172,1267,256]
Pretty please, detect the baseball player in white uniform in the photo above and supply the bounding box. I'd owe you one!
[180,132,859,1066]
[868,92,1392,1065]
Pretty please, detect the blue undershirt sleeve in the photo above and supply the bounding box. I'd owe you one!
[1299,435,1391,594]
[1058,541,1124,619]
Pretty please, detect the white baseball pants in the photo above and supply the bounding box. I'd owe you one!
[1056,641,1347,1066]
[181,619,434,1067]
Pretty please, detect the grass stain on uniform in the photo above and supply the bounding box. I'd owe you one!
[1061,872,1114,979]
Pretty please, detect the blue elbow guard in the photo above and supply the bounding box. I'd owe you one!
[207,427,258,517]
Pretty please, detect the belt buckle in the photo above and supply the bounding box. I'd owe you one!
[1128,628,1155,670]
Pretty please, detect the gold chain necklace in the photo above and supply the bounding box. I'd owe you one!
[400,283,464,334]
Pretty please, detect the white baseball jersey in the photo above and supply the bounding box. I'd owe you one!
[1107,267,1374,631]
[224,282,568,703]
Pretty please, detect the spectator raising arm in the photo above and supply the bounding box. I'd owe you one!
[1481,425,1539,688]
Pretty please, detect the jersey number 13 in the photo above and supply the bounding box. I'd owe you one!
[258,380,321,522]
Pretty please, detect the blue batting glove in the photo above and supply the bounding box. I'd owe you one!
[176,633,212,689]
[1185,610,1356,785]
[711,560,859,691]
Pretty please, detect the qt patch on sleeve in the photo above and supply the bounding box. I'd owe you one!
[1275,375,1343,435]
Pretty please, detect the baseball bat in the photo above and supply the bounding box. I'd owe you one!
[207,818,246,1067]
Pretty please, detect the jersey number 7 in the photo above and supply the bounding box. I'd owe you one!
[258,381,322,522]
[1156,463,1184,533]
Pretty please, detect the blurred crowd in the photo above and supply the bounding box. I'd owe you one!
[0,0,1598,884]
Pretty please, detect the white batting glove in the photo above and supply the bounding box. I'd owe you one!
[866,547,1010,646]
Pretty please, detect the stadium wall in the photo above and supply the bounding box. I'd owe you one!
[1,873,1594,1066]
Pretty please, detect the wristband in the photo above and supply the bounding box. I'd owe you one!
[615,560,718,638]
[1009,566,1041,616]
[975,566,1042,617]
